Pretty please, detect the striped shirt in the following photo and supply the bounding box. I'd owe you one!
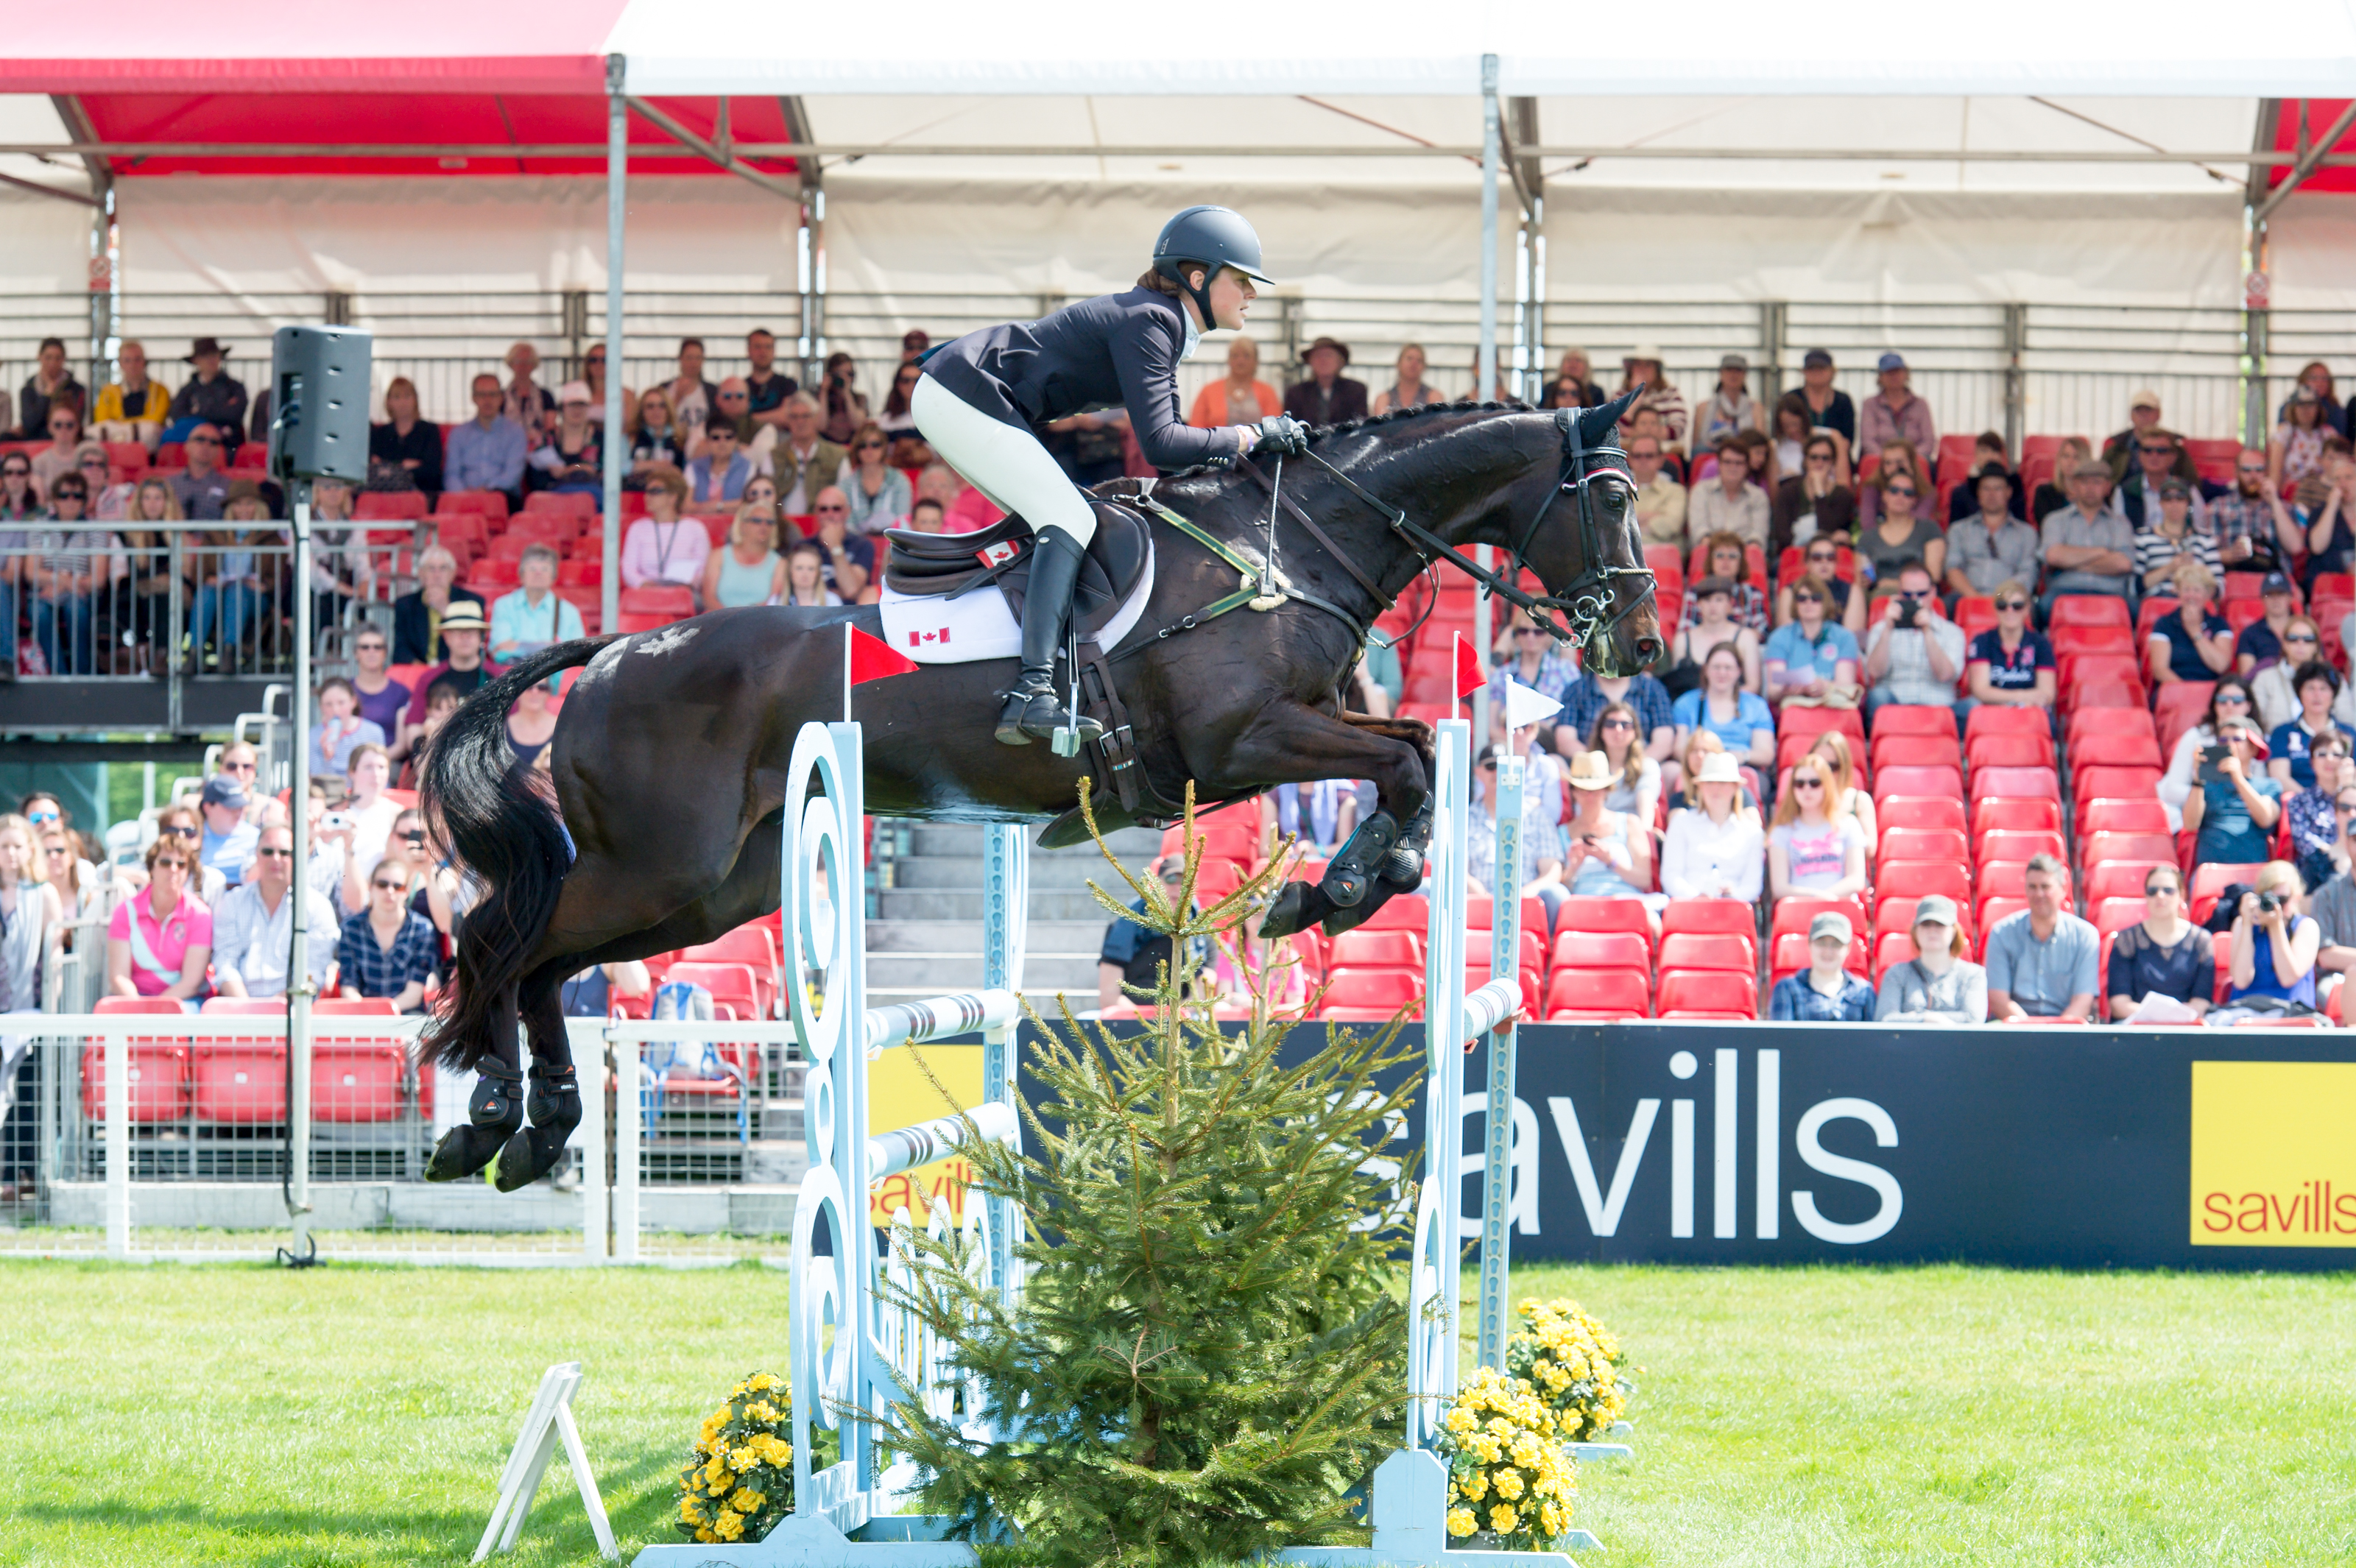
[2131,520,2221,583]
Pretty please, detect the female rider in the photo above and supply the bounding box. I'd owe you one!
[914,205,1299,745]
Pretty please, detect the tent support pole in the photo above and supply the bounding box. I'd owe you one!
[603,55,627,637]
[1472,54,1500,747]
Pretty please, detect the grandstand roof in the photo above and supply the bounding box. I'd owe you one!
[3,1,2356,199]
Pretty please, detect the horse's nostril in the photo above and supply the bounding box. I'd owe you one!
[1634,636,1663,663]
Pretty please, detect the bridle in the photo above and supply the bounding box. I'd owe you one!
[1295,403,1657,659]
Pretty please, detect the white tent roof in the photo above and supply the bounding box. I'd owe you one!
[612,0,2356,98]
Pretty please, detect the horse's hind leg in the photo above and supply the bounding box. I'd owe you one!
[493,968,581,1193]
[423,986,526,1183]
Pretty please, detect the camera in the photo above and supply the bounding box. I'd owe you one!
[1893,598,1922,629]
[2256,891,2282,916]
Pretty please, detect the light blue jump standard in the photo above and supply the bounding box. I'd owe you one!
[632,718,1584,1567]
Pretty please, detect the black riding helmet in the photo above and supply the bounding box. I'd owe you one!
[1151,205,1276,329]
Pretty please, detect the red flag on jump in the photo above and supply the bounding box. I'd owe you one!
[848,625,920,684]
[1453,632,1484,701]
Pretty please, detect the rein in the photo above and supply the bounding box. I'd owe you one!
[1291,406,1656,653]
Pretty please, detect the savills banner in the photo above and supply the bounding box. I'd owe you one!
[1416,1024,2356,1271]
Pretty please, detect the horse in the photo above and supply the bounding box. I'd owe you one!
[415,394,1659,1188]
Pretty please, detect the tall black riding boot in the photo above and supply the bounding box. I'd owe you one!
[995,529,1108,747]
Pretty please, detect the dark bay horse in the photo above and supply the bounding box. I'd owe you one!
[417,398,1659,1187]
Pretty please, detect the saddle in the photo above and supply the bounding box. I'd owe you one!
[882,490,1154,649]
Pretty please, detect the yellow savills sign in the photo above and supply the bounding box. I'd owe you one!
[2190,1061,2356,1246]
[867,1041,984,1229]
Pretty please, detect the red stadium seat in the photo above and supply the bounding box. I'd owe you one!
[2190,863,2265,925]
[81,1000,191,1123]
[616,583,696,633]
[2153,684,2215,758]
[466,557,520,593]
[1553,897,1655,949]
[1550,929,1651,974]
[2073,766,2162,805]
[2047,596,2131,629]
[2082,830,2175,868]
[1660,900,1758,942]
[507,514,579,547]
[1974,898,2028,956]
[2067,682,2145,714]
[1777,706,1866,747]
[1874,860,1972,911]
[1870,705,1959,739]
[2049,624,2137,660]
[1352,893,1433,932]
[1657,970,1758,1020]
[667,961,763,1023]
[1969,765,2060,804]
[1657,932,1756,975]
[1872,929,1925,981]
[1965,733,2056,772]
[1964,704,2053,744]
[524,490,599,518]
[191,1042,286,1123]
[2091,896,2147,933]
[681,925,783,1019]
[2078,798,2170,838]
[1879,827,1968,865]
[1874,894,1976,947]
[1876,795,1969,836]
[437,490,511,520]
[1869,732,1958,774]
[2083,860,2172,905]
[2058,654,2145,698]
[1321,967,1423,1022]
[2070,731,2165,770]
[1329,929,1424,970]
[1874,764,1964,802]
[354,490,429,520]
[1970,797,2064,836]
[1545,968,1651,1022]
[1769,896,1869,942]
[1978,829,2065,865]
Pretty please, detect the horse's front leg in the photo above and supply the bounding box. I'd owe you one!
[1213,702,1432,939]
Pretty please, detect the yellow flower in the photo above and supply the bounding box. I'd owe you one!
[745,1400,780,1424]
[730,1487,766,1513]
[1457,1468,1488,1501]
[1489,1502,1520,1535]
[730,1445,759,1472]
[714,1508,746,1541]
[1492,1467,1526,1501]
[1446,1508,1479,1539]
[1445,1406,1477,1434]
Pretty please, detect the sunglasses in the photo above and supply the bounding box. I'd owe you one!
[222,759,255,772]
[1599,717,1634,730]
[2144,882,2179,897]
[1884,485,1918,498]
[79,456,110,469]
[2238,465,2268,475]
[254,847,294,860]
[2287,633,2319,643]
[3,466,29,477]
[1997,598,2029,611]
[372,879,406,892]
[1514,626,1547,637]
[356,641,386,652]
[46,845,72,858]
[1807,551,1838,563]
[163,824,200,838]
[815,504,848,515]
[1899,590,1928,601]
[1792,775,1824,789]
[1794,592,1824,604]
[27,809,59,824]
[52,490,86,502]
[402,830,428,845]
[2215,693,2251,705]
[1806,453,1833,464]
[152,859,190,872]
[2139,445,2175,456]
[186,435,220,446]
[1478,760,1498,773]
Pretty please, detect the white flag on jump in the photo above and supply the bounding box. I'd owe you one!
[1498,674,1562,734]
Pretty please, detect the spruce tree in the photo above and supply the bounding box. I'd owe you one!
[881,800,1420,1568]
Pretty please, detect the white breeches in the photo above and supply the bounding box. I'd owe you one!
[911,372,1097,548]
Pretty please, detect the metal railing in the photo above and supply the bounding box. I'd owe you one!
[0,289,2319,448]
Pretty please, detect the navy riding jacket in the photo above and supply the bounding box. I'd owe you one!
[924,287,1237,473]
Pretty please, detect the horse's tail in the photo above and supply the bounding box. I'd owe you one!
[416,637,610,1074]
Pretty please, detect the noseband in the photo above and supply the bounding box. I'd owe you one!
[1297,406,1656,654]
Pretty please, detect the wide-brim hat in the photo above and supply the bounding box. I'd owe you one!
[1694,752,1742,785]
[1625,343,1665,366]
[1566,750,1617,790]
[1302,336,1351,364]
[185,336,228,361]
[438,602,489,633]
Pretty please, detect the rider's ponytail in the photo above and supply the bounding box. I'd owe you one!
[1136,265,1193,297]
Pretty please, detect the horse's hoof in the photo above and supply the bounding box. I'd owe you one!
[490,1125,571,1193]
[424,1125,505,1183]
[1259,880,1322,939]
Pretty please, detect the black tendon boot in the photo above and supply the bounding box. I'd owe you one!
[1381,794,1437,889]
[995,529,1107,746]
[493,1064,583,1193]
[423,1060,525,1182]
[1319,809,1403,910]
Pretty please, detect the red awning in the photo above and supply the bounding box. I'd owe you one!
[3,1,796,180]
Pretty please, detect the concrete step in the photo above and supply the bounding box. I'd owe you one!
[877,887,1124,922]
[885,853,1144,891]
[867,919,1106,954]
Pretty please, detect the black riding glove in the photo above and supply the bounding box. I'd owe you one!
[1258,414,1310,456]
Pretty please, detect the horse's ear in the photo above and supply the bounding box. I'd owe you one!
[1576,386,1641,448]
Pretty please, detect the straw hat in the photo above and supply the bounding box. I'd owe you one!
[1566,751,1617,791]
[1693,752,1742,786]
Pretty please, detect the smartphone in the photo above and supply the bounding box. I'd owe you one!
[323,811,353,832]
[2195,743,2225,785]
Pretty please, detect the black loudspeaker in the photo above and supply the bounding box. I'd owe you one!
[267,325,373,484]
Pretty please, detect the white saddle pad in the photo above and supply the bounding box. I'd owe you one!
[876,537,1156,664]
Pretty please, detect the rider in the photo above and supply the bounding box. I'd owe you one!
[916,205,1309,745]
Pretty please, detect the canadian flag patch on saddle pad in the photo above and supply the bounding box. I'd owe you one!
[877,540,1157,665]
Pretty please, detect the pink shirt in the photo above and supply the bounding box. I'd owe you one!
[110,891,213,996]
[942,488,1006,535]
[621,518,711,589]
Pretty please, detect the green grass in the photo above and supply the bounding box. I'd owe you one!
[1,1259,2351,1566]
